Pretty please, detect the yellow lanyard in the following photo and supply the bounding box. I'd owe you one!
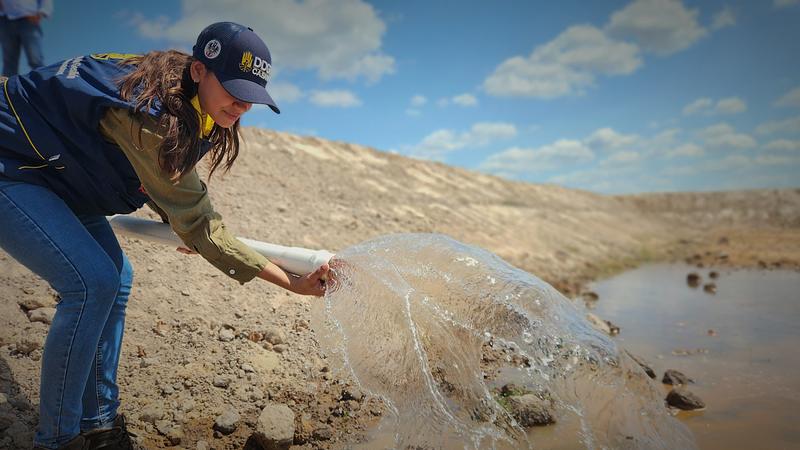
[190,95,215,138]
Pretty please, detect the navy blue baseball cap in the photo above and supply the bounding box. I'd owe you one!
[193,22,280,114]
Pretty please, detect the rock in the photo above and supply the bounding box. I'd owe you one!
[312,424,333,441]
[196,440,210,450]
[581,291,599,301]
[155,419,173,435]
[253,403,295,449]
[218,328,235,342]
[14,338,41,355]
[0,393,7,405]
[213,409,240,435]
[264,328,286,345]
[718,236,729,245]
[506,394,555,427]
[709,271,719,279]
[272,344,287,353]
[28,307,56,324]
[586,313,620,336]
[138,403,165,424]
[662,369,693,386]
[167,426,184,446]
[247,331,264,342]
[341,386,364,402]
[626,351,656,379]
[703,283,717,294]
[18,297,49,311]
[212,376,231,388]
[686,273,701,287]
[666,388,705,410]
[178,399,195,413]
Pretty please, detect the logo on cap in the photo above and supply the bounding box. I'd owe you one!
[240,51,253,72]
[251,55,271,83]
[204,39,221,59]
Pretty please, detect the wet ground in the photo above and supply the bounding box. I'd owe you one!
[584,264,800,450]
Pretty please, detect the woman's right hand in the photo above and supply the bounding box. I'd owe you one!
[289,263,330,297]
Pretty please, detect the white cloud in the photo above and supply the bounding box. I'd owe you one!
[483,25,641,98]
[683,96,746,115]
[698,123,756,149]
[405,108,421,117]
[774,87,800,108]
[606,0,708,55]
[127,0,395,83]
[409,122,517,159]
[715,97,747,114]
[665,143,704,158]
[774,0,799,8]
[268,81,303,104]
[452,93,478,107]
[711,6,736,30]
[481,140,594,174]
[585,127,639,150]
[600,150,641,167]
[755,116,800,135]
[410,95,427,107]
[309,90,362,108]
[764,139,800,152]
[682,97,713,115]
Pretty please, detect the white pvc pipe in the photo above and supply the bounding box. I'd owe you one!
[108,215,334,276]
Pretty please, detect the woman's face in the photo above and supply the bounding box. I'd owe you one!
[191,61,252,128]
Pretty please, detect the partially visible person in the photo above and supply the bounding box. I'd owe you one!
[0,0,52,76]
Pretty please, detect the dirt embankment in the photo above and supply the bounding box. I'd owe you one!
[1,127,798,449]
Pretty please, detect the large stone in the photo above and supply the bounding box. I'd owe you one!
[662,369,692,386]
[666,388,705,410]
[253,403,295,449]
[506,394,555,427]
[214,409,240,435]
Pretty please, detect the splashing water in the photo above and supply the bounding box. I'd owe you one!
[312,234,697,450]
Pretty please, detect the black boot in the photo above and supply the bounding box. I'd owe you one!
[81,414,139,450]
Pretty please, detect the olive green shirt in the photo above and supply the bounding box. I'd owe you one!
[98,107,269,284]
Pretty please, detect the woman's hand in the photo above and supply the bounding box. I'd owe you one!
[176,246,197,255]
[289,263,330,297]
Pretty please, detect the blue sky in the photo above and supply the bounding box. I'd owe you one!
[29,0,800,194]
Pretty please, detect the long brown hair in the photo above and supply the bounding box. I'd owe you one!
[118,50,241,180]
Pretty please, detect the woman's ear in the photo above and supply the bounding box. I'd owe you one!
[190,61,206,83]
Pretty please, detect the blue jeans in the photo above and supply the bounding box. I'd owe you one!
[0,15,44,76]
[0,179,132,448]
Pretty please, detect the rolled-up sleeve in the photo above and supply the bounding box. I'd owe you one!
[99,107,269,284]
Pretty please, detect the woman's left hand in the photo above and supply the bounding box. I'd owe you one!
[290,263,330,297]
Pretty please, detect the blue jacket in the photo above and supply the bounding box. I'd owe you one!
[0,53,167,215]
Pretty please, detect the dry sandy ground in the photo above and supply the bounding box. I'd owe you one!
[1,127,799,449]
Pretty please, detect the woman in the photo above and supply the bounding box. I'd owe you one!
[0,22,329,449]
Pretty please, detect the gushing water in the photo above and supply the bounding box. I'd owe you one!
[311,234,696,449]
